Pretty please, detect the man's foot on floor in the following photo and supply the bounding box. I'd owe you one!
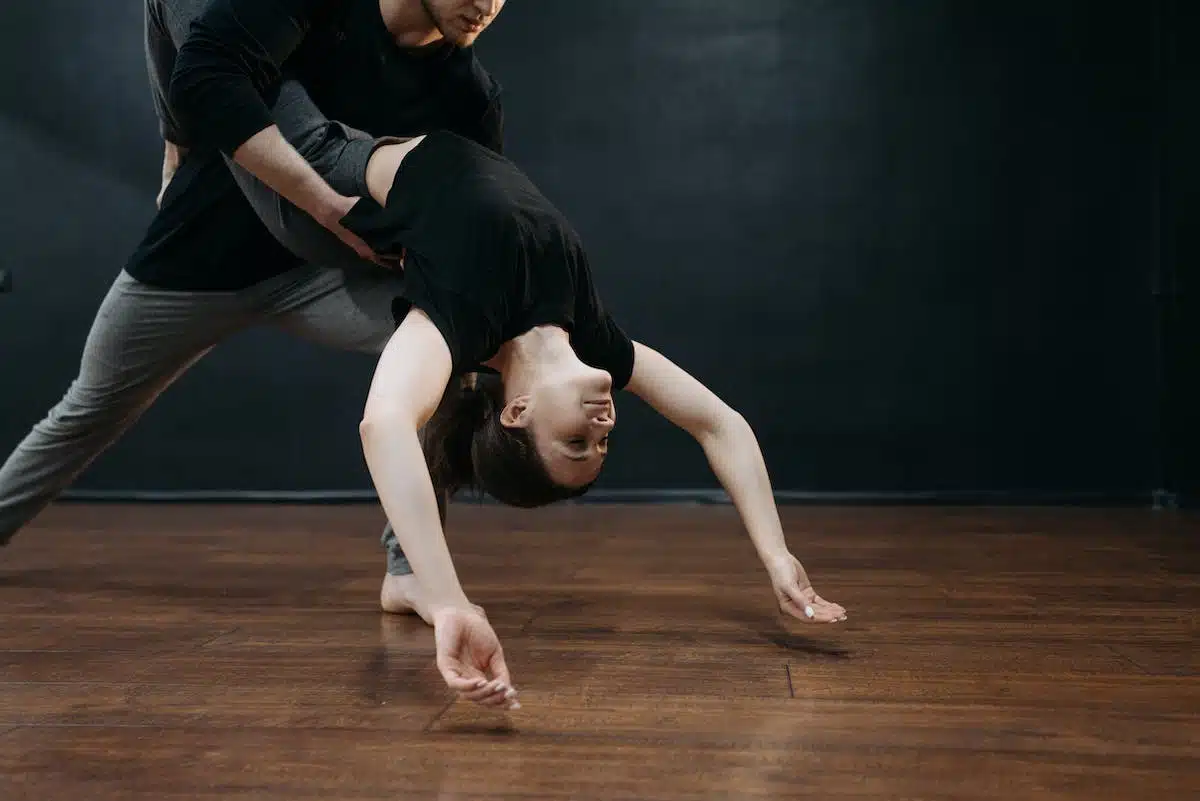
[380,573,432,623]
[380,573,487,626]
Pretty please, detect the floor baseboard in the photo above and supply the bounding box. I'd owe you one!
[58,488,1160,507]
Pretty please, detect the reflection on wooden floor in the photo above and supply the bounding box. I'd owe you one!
[1,503,1196,799]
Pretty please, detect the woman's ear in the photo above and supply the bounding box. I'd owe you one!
[499,395,532,428]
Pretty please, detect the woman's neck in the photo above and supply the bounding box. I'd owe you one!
[487,326,575,398]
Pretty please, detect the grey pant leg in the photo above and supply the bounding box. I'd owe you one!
[260,262,403,355]
[381,523,412,576]
[252,263,414,572]
[380,490,448,576]
[0,272,248,545]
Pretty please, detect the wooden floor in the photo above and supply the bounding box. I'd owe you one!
[1,503,1196,800]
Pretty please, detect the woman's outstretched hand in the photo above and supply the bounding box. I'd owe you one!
[432,605,521,710]
[767,553,847,623]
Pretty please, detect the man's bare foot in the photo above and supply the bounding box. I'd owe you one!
[380,574,487,627]
[381,573,433,624]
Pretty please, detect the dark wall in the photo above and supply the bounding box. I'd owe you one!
[0,1,1169,498]
[1162,0,1200,506]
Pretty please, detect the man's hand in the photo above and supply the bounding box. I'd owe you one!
[314,194,386,265]
[432,605,520,710]
[767,553,846,623]
[157,141,188,209]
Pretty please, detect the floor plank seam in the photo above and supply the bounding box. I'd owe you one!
[785,662,795,698]
[1104,643,1152,674]
[196,626,242,649]
[421,698,458,733]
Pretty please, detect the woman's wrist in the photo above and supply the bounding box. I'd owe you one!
[429,595,482,622]
[763,548,797,576]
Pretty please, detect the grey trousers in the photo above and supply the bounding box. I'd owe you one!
[0,265,414,576]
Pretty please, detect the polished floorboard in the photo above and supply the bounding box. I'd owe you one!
[1,503,1196,799]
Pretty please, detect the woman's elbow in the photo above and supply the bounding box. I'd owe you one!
[359,410,404,441]
[359,398,426,446]
[718,405,751,439]
[692,403,749,447]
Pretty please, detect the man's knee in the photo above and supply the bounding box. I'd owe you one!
[31,380,149,442]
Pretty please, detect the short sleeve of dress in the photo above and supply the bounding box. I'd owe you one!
[572,312,636,391]
[390,260,502,376]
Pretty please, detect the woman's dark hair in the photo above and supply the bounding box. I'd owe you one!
[419,372,595,518]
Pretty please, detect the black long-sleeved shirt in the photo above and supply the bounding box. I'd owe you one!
[127,0,304,291]
[168,0,503,158]
[133,0,503,291]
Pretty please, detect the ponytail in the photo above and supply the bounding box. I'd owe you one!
[419,372,493,499]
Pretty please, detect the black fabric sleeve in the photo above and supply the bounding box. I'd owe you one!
[392,276,501,377]
[167,0,334,155]
[475,95,505,156]
[265,78,391,197]
[568,249,636,390]
[574,313,636,391]
[143,1,186,145]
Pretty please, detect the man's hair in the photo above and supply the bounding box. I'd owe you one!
[420,372,596,513]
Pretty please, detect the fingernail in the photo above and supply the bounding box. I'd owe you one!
[804,605,815,618]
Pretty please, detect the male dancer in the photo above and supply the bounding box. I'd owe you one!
[0,1,508,561]
[168,0,507,269]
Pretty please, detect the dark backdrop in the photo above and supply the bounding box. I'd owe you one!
[0,1,1185,501]
[1162,0,1199,507]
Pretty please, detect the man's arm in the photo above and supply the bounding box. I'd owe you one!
[144,4,189,207]
[143,0,187,147]
[624,341,847,623]
[167,0,376,260]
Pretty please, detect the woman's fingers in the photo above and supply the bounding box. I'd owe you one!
[462,679,507,702]
[782,588,847,623]
[489,649,513,688]
[811,593,847,620]
[432,607,520,710]
[455,678,520,709]
[441,666,487,692]
[441,667,520,709]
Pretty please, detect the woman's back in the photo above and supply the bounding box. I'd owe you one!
[344,131,632,385]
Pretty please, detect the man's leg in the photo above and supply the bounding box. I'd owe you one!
[252,262,439,614]
[260,263,402,355]
[0,271,249,545]
[379,488,449,578]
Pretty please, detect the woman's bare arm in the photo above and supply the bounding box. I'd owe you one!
[358,310,473,615]
[624,341,846,623]
[360,312,519,708]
